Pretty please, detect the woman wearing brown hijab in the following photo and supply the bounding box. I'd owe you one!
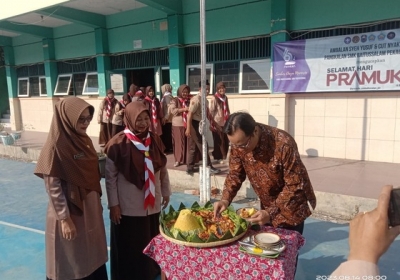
[144,86,163,136]
[169,84,191,167]
[209,82,230,162]
[98,89,117,146]
[34,97,108,280]
[105,101,171,280]
[160,84,174,153]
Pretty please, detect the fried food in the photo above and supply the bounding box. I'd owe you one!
[238,208,257,218]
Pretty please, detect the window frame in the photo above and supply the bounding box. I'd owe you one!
[186,64,214,95]
[39,76,47,97]
[82,72,99,95]
[17,78,29,97]
[54,74,72,96]
[239,59,271,94]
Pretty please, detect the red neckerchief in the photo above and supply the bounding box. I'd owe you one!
[124,129,155,209]
[106,97,115,119]
[178,98,189,128]
[145,96,158,128]
[215,93,229,122]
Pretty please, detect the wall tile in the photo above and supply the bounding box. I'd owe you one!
[324,117,347,138]
[303,136,324,157]
[347,98,370,118]
[345,139,369,160]
[325,98,348,117]
[324,137,346,158]
[369,118,396,140]
[346,117,370,139]
[370,97,397,118]
[368,140,394,162]
[304,116,324,137]
[304,98,325,117]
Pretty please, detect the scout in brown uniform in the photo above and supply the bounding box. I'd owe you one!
[35,97,108,280]
[185,80,220,175]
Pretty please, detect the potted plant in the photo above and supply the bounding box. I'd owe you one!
[0,131,15,146]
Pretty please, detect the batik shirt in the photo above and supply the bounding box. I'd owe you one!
[222,123,317,227]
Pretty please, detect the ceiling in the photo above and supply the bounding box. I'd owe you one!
[0,0,147,37]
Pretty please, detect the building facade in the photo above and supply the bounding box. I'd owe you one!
[0,0,399,163]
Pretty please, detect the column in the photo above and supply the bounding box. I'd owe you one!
[270,0,290,93]
[95,28,111,97]
[42,38,57,97]
[167,14,185,95]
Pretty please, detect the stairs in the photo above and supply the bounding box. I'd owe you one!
[0,109,11,128]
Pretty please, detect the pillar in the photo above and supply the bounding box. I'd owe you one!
[167,14,185,95]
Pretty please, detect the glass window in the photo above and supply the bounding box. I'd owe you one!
[18,78,29,97]
[73,73,86,95]
[214,62,239,94]
[239,59,271,93]
[39,77,47,96]
[55,75,72,95]
[83,73,99,95]
[29,77,40,97]
[186,64,213,94]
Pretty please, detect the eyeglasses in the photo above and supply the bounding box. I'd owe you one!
[230,135,252,149]
[78,116,93,124]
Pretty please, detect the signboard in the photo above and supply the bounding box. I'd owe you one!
[273,29,400,92]
[110,74,124,93]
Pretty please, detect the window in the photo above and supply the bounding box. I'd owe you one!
[83,73,99,95]
[186,64,213,94]
[215,62,239,94]
[17,78,29,97]
[239,59,271,93]
[39,77,47,96]
[55,73,97,96]
[55,75,72,95]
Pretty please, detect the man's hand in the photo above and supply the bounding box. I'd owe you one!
[110,205,122,225]
[348,185,400,264]
[61,217,76,241]
[246,210,271,225]
[213,200,229,219]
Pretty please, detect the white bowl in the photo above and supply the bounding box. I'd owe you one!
[254,232,281,245]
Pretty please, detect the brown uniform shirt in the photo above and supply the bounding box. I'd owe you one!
[188,94,208,121]
[222,123,317,227]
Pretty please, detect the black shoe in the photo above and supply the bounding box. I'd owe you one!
[209,166,221,174]
[186,169,194,175]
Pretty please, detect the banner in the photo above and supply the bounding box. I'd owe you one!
[273,29,400,92]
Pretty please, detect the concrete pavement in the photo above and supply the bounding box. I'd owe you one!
[1,129,400,220]
[0,158,399,279]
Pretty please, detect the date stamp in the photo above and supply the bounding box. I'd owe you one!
[316,276,387,280]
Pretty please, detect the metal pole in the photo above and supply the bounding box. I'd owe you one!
[199,0,209,204]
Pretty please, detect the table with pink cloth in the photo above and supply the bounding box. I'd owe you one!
[143,226,305,280]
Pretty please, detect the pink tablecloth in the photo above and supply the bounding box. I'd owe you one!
[143,226,305,280]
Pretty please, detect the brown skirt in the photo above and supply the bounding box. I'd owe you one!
[171,125,188,164]
[111,124,124,137]
[110,213,161,280]
[99,122,113,145]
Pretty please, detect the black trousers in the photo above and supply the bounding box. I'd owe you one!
[186,120,213,170]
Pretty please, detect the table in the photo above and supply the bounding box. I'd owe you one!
[143,226,305,280]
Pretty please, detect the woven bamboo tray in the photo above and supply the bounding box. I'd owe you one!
[159,225,247,248]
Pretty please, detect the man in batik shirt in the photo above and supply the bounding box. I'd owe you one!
[213,112,316,234]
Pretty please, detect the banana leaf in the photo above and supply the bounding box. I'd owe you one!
[160,201,249,244]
